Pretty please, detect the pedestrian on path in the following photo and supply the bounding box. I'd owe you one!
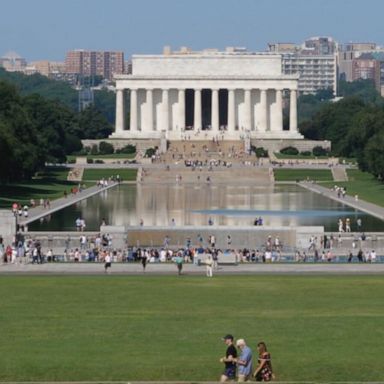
[174,254,183,275]
[104,253,111,273]
[205,254,213,277]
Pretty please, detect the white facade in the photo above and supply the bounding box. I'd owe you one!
[111,51,303,140]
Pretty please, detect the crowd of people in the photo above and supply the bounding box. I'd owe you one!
[220,334,273,382]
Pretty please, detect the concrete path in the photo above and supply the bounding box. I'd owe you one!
[19,182,119,226]
[298,181,384,221]
[1,262,384,275]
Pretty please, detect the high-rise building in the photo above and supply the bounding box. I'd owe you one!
[352,54,381,91]
[65,50,124,80]
[338,43,384,94]
[0,51,27,72]
[268,37,337,95]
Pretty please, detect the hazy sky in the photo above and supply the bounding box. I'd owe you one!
[1,0,383,61]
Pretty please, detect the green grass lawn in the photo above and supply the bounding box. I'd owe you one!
[0,275,383,382]
[323,169,384,207]
[82,168,137,181]
[0,167,77,209]
[274,168,333,181]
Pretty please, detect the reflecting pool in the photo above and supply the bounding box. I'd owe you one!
[28,184,384,232]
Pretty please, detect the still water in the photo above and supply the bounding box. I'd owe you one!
[29,184,384,232]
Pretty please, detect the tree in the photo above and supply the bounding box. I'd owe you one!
[360,132,384,179]
[77,106,113,139]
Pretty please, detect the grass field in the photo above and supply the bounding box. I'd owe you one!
[82,168,137,181]
[274,168,333,181]
[323,169,384,207]
[0,168,77,209]
[1,275,383,382]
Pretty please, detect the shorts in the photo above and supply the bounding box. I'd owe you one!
[224,366,236,379]
[105,262,111,268]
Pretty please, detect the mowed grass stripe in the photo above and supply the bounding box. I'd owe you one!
[0,275,383,381]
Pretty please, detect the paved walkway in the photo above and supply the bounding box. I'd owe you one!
[1,262,384,275]
[299,181,384,221]
[19,182,119,226]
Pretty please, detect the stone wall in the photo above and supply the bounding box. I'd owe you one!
[82,138,161,151]
[251,139,331,152]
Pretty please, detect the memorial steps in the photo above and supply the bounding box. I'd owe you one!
[140,166,272,184]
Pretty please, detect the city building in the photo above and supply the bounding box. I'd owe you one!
[269,37,338,95]
[111,47,302,141]
[338,43,384,93]
[65,50,124,81]
[0,51,27,72]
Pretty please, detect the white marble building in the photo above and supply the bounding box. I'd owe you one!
[111,49,303,140]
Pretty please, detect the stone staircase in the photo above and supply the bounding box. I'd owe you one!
[141,166,272,184]
[331,167,348,182]
[157,140,255,164]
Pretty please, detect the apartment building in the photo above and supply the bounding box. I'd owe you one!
[65,50,124,80]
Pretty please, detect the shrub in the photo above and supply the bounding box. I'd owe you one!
[98,141,114,155]
[280,146,299,155]
[94,159,104,164]
[300,151,312,156]
[86,158,94,164]
[90,144,99,155]
[254,147,269,158]
[116,144,136,154]
[145,147,157,158]
[312,146,329,157]
[67,159,76,164]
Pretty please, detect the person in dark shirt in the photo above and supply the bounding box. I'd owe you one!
[220,334,237,382]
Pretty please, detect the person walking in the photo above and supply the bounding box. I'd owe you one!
[104,253,112,273]
[141,250,148,272]
[236,339,253,382]
[205,254,213,277]
[253,341,273,382]
[220,334,237,382]
[174,254,183,275]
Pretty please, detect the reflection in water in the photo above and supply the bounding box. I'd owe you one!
[29,184,384,232]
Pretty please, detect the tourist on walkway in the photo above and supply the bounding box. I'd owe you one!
[104,253,111,273]
[141,250,148,272]
[205,254,213,277]
[236,338,253,382]
[253,341,273,382]
[174,254,183,275]
[220,334,237,382]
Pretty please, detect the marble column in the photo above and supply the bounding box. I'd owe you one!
[178,89,185,131]
[194,89,202,131]
[274,89,283,132]
[211,88,219,131]
[130,89,137,131]
[289,89,298,132]
[115,89,125,134]
[162,89,169,131]
[244,89,252,131]
[259,89,267,132]
[227,89,235,132]
[146,89,153,131]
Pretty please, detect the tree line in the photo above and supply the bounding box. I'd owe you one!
[298,80,384,180]
[0,79,112,182]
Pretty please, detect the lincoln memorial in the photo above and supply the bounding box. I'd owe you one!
[110,47,303,141]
